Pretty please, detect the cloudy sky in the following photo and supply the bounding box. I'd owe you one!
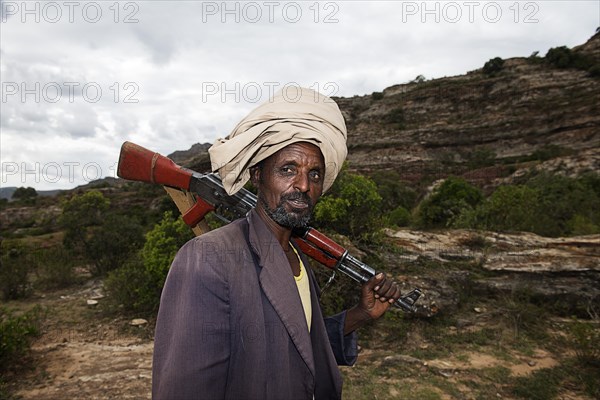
[1,0,598,190]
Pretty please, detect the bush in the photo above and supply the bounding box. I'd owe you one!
[371,91,384,100]
[0,242,31,300]
[0,306,45,372]
[86,214,145,276]
[60,190,146,276]
[527,173,599,237]
[141,212,194,283]
[11,187,38,205]
[385,206,412,227]
[105,212,193,314]
[34,246,78,289]
[456,173,599,236]
[384,107,405,126]
[567,319,600,365]
[483,57,504,76]
[545,46,574,69]
[545,45,598,75]
[530,144,572,161]
[314,171,383,239]
[370,170,417,212]
[415,177,483,229]
[455,185,540,233]
[467,148,496,168]
[60,190,110,254]
[104,257,160,314]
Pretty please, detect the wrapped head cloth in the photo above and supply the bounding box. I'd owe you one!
[208,87,348,195]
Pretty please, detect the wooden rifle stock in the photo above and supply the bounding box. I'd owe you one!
[118,142,215,226]
[117,141,193,190]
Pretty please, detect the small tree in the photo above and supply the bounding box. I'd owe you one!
[60,190,110,252]
[12,187,38,205]
[12,187,38,201]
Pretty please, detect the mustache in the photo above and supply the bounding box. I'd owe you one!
[280,192,313,208]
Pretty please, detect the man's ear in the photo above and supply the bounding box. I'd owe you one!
[249,166,260,188]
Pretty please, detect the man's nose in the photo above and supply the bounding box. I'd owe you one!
[293,173,310,193]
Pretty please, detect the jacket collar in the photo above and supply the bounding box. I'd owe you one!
[246,209,316,377]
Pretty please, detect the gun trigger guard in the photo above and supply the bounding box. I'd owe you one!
[182,196,215,227]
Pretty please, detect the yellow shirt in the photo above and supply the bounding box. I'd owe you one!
[291,245,312,332]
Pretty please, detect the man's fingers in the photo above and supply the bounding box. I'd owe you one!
[374,278,402,302]
[366,272,385,291]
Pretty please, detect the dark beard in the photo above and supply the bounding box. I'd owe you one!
[259,191,314,229]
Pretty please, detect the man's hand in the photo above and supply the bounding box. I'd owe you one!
[344,273,402,335]
[360,272,402,319]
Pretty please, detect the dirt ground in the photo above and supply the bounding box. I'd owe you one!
[9,281,153,400]
[7,278,591,400]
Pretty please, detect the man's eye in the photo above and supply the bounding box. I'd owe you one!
[280,166,295,174]
[310,171,322,181]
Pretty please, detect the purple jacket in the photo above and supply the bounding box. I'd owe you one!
[152,209,358,400]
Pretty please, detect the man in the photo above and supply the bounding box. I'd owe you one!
[152,87,402,400]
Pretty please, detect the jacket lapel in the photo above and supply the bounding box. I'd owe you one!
[246,210,316,377]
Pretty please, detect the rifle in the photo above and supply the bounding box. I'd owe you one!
[117,141,423,313]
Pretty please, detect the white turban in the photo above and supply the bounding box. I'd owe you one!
[208,86,348,195]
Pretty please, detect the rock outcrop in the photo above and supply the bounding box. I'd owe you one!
[385,228,600,317]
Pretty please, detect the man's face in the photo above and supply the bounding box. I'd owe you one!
[252,142,325,229]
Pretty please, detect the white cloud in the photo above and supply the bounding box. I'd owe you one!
[1,0,598,190]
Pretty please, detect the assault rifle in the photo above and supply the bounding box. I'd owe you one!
[117,141,423,313]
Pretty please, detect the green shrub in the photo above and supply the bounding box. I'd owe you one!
[60,190,146,276]
[0,306,45,372]
[86,214,145,276]
[545,45,597,74]
[415,177,483,229]
[384,107,405,128]
[526,173,599,237]
[467,148,496,168]
[566,319,600,365]
[314,171,382,239]
[105,212,193,314]
[371,91,384,100]
[34,246,78,289]
[11,187,38,205]
[545,46,574,69]
[60,190,110,253]
[456,173,600,237]
[530,144,572,161]
[0,242,31,300]
[455,185,540,233]
[483,57,504,76]
[385,206,412,227]
[105,257,160,314]
[141,212,193,283]
[370,170,417,212]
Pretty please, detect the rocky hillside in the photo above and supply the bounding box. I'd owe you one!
[168,33,600,191]
[335,33,600,187]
